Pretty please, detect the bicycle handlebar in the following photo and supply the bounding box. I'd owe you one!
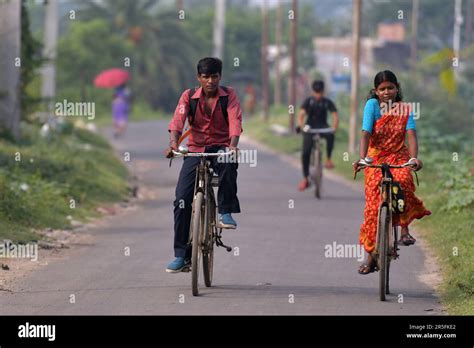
[353,158,417,179]
[302,125,334,134]
[171,150,235,158]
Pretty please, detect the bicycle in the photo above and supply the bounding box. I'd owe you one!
[171,147,233,296]
[354,157,416,301]
[302,125,334,199]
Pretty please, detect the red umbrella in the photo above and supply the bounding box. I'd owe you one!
[94,68,130,88]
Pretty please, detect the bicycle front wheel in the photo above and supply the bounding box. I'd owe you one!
[314,148,322,199]
[203,193,215,287]
[378,205,390,301]
[191,192,204,296]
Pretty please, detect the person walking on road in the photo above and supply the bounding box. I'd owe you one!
[112,84,131,138]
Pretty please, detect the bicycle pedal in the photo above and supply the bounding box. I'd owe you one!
[181,265,191,272]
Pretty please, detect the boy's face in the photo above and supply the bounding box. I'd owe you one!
[313,91,323,100]
[197,73,221,95]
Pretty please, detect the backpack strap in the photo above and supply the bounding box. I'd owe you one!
[187,86,229,126]
[219,86,229,125]
[188,87,199,126]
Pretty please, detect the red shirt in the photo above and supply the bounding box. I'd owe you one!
[168,86,243,152]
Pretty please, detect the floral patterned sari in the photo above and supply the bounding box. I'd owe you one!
[359,102,431,253]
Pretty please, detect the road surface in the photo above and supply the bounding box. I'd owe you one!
[0,120,442,315]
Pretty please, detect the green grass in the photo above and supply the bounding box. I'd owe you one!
[414,157,474,315]
[0,122,130,243]
[243,107,473,315]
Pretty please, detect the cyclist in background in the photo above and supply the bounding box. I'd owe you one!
[296,80,339,191]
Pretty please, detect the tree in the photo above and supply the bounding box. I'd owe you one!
[56,19,132,107]
[0,0,22,140]
[77,0,198,111]
[20,0,43,121]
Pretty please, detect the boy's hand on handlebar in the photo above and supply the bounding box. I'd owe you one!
[228,146,239,154]
[164,141,178,159]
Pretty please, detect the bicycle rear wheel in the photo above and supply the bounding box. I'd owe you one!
[203,193,215,287]
[191,192,204,296]
[378,205,390,301]
[314,148,322,199]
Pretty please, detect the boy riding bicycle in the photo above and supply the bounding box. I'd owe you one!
[296,80,339,191]
[164,57,243,273]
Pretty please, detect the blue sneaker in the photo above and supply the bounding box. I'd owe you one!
[166,257,190,273]
[218,213,237,229]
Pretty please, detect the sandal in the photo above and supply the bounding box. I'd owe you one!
[358,261,378,275]
[399,233,416,246]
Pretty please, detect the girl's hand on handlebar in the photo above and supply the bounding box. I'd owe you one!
[352,159,363,172]
[409,158,423,171]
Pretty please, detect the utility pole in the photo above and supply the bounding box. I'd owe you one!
[348,0,361,154]
[42,0,59,111]
[213,0,226,59]
[410,0,419,74]
[453,0,463,82]
[274,0,283,106]
[261,0,269,121]
[289,0,297,132]
[0,0,22,139]
[465,0,473,46]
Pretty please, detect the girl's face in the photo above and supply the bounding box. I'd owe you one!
[375,81,398,103]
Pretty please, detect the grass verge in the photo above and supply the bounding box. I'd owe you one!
[0,121,130,244]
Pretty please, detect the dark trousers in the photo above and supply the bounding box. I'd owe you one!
[173,146,240,258]
[302,132,335,177]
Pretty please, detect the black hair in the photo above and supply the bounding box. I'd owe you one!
[312,80,325,93]
[367,70,403,101]
[197,57,222,76]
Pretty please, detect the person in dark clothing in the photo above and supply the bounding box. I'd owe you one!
[296,80,339,191]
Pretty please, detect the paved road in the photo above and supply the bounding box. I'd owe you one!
[0,120,442,314]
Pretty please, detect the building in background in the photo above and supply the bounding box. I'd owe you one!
[313,22,410,95]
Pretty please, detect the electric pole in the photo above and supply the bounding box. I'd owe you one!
[348,0,361,154]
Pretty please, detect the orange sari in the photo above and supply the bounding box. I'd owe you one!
[359,103,431,253]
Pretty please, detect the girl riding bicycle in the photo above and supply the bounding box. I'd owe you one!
[353,70,431,275]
